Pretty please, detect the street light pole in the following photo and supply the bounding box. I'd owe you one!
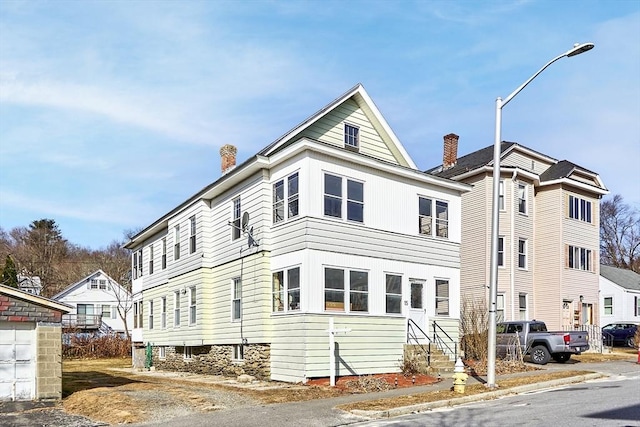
[486,43,594,388]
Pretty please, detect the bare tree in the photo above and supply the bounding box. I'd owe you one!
[600,194,640,273]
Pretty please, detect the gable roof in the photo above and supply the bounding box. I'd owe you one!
[600,264,640,292]
[52,269,129,300]
[0,284,72,313]
[259,84,417,168]
[126,84,469,248]
[427,141,608,194]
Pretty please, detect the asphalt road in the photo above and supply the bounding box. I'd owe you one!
[352,361,640,427]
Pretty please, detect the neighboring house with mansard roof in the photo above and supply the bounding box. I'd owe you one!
[428,135,608,331]
[124,84,471,382]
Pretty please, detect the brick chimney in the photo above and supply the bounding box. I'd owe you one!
[443,133,459,170]
[220,144,237,175]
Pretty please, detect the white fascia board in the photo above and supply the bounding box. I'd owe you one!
[451,166,539,184]
[355,87,418,170]
[539,178,610,195]
[272,138,470,193]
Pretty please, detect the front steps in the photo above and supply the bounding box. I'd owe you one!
[404,344,456,375]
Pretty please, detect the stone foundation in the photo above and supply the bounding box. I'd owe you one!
[152,344,270,379]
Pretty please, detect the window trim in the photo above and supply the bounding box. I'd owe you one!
[148,300,154,330]
[149,244,154,275]
[323,173,364,223]
[161,238,167,270]
[344,122,360,150]
[518,238,527,270]
[497,236,505,267]
[517,183,528,215]
[568,195,592,223]
[161,296,167,329]
[189,286,196,325]
[603,296,613,315]
[158,346,166,359]
[567,245,593,272]
[272,266,301,313]
[174,291,181,327]
[232,197,241,240]
[498,180,505,211]
[385,274,402,315]
[323,267,369,313]
[231,278,242,321]
[435,278,450,317]
[189,215,196,254]
[418,196,449,239]
[174,225,181,261]
[519,293,528,320]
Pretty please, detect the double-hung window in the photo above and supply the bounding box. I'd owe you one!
[90,279,98,289]
[189,216,196,254]
[496,294,505,322]
[418,197,449,238]
[148,300,154,330]
[323,173,363,223]
[498,236,505,267]
[518,239,527,269]
[518,183,528,214]
[232,198,241,240]
[132,252,138,279]
[385,274,402,314]
[174,291,180,327]
[137,249,143,276]
[149,245,154,275]
[498,180,505,210]
[189,287,196,324]
[568,245,592,271]
[137,300,143,328]
[435,279,449,316]
[161,297,167,329]
[324,267,368,313]
[272,267,301,312]
[161,238,167,269]
[273,172,299,224]
[344,123,359,150]
[99,279,107,290]
[603,297,613,315]
[101,304,111,318]
[174,225,181,261]
[519,293,527,320]
[232,278,241,321]
[568,195,592,223]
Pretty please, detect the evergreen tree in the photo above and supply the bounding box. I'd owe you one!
[1,255,19,288]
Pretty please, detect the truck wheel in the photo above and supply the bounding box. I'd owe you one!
[531,345,551,365]
[552,353,571,363]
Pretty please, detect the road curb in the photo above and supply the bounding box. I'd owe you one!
[349,373,605,419]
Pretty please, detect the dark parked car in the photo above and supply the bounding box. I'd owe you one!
[601,323,638,347]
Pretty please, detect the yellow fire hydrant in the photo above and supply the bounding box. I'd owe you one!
[452,357,468,394]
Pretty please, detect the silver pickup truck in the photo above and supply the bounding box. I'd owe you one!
[496,320,590,365]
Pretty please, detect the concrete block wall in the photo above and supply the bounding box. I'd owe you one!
[36,324,63,399]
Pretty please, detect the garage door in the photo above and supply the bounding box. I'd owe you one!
[0,322,35,401]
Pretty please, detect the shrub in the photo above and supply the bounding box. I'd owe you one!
[63,332,131,359]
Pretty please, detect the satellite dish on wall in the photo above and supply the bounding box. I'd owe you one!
[241,212,250,231]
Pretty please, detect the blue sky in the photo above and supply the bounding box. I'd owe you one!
[1,0,639,250]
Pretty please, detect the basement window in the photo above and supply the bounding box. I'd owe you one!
[233,344,244,361]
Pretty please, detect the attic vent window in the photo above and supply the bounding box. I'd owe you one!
[344,123,359,151]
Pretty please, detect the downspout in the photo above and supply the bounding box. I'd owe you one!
[510,170,517,320]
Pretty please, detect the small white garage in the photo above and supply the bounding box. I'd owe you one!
[0,285,71,401]
[0,322,36,400]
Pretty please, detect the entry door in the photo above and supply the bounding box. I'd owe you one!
[562,300,573,329]
[0,322,35,401]
[408,281,428,343]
